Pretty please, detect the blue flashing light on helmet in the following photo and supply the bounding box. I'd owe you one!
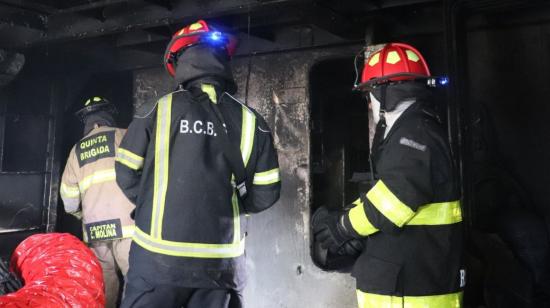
[204,31,228,46]
[209,31,222,41]
[427,76,449,88]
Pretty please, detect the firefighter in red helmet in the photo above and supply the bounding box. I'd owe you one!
[117,20,281,308]
[312,43,464,307]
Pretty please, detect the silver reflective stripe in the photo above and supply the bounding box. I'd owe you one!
[151,94,172,239]
[133,226,245,258]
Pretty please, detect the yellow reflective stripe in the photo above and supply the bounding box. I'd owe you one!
[60,182,80,198]
[240,107,256,167]
[151,94,172,239]
[367,180,415,227]
[231,191,241,244]
[116,148,144,170]
[133,227,245,258]
[78,169,116,193]
[348,198,379,236]
[408,201,462,225]
[201,84,217,103]
[253,168,280,185]
[348,198,461,233]
[357,290,463,308]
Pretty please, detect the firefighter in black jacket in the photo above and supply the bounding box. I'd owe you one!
[116,20,281,308]
[312,43,464,307]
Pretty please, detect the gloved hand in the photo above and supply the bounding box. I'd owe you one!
[312,206,356,255]
[339,238,364,257]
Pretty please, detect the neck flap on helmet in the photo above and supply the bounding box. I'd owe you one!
[174,44,237,94]
[369,81,433,154]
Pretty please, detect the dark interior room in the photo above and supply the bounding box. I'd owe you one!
[1,0,550,307]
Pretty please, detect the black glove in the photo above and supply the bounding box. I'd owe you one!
[339,238,364,257]
[312,206,355,255]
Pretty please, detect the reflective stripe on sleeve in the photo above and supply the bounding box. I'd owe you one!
[408,201,462,225]
[366,180,415,227]
[151,94,172,239]
[357,290,463,308]
[78,169,116,193]
[253,168,280,185]
[116,148,144,170]
[133,226,245,258]
[60,182,80,199]
[348,198,379,236]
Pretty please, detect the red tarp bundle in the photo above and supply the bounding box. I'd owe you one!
[0,233,105,307]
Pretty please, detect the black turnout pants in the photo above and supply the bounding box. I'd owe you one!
[120,276,243,308]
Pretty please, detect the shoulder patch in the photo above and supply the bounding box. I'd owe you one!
[399,137,427,152]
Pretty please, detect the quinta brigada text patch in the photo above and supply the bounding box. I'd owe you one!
[85,219,123,242]
[76,130,115,167]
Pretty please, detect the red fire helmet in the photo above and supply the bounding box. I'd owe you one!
[164,20,238,77]
[361,43,431,88]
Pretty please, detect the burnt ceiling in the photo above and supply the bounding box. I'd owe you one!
[0,0,541,75]
[0,0,439,48]
[1,0,547,73]
[0,0,441,72]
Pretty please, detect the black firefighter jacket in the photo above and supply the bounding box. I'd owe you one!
[342,102,464,307]
[115,89,281,289]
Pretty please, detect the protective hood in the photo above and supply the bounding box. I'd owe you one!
[174,44,237,94]
[371,81,432,112]
[370,93,414,138]
[83,110,116,135]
